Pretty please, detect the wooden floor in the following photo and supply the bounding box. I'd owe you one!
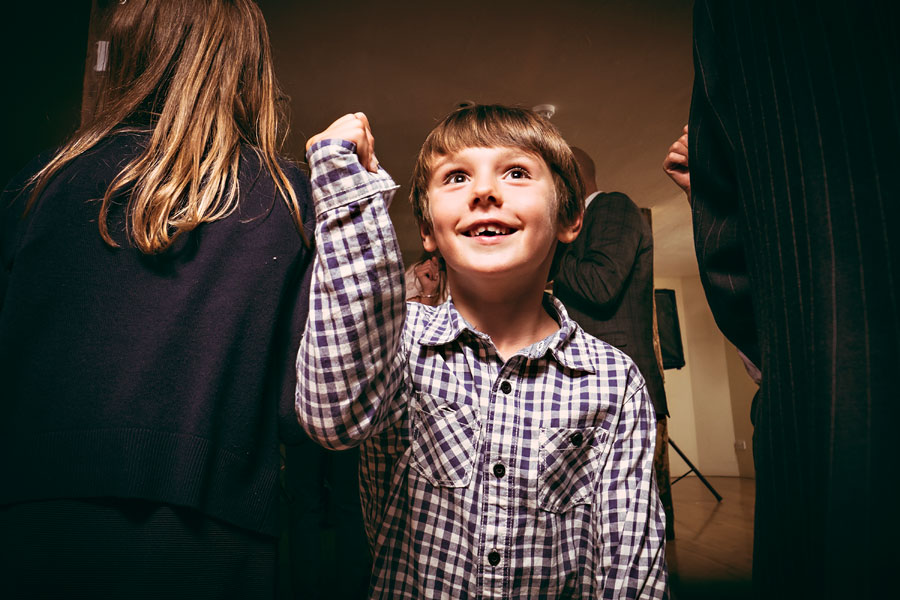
[667,475,755,600]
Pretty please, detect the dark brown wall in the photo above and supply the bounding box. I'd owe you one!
[1,2,91,187]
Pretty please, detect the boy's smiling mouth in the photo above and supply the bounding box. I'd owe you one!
[462,223,517,237]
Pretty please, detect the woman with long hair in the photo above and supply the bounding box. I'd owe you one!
[0,1,313,596]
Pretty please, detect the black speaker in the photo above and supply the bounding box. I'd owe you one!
[655,288,685,370]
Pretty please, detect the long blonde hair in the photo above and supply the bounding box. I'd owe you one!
[26,0,306,253]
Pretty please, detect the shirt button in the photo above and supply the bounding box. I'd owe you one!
[488,550,501,566]
[492,463,506,478]
[499,380,512,394]
[570,431,584,447]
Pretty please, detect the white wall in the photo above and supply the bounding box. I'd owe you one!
[723,339,758,477]
[656,275,756,478]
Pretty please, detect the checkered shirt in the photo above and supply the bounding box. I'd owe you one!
[296,140,668,599]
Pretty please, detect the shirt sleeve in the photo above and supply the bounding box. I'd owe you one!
[294,139,405,451]
[554,193,644,310]
[597,370,668,599]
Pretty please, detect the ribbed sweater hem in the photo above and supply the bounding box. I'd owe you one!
[0,427,280,536]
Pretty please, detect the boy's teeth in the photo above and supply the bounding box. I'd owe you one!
[472,225,510,236]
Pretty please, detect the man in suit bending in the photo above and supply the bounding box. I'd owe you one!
[554,147,673,536]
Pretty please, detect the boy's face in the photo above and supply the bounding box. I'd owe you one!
[421,146,580,291]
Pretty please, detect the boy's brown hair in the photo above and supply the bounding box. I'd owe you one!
[409,104,584,231]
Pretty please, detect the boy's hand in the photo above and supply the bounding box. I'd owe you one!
[306,112,379,173]
[662,124,690,200]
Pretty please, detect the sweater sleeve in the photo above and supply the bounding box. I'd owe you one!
[0,152,53,311]
[276,169,318,445]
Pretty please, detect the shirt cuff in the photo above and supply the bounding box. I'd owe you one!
[306,139,399,216]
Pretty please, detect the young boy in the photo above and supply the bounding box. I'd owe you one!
[296,105,667,599]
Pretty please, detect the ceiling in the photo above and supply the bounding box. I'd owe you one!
[258,0,698,278]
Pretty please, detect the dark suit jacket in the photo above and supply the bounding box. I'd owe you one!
[690,1,899,596]
[554,191,668,418]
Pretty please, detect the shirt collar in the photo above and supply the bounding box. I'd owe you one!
[584,191,603,209]
[414,299,466,346]
[414,294,598,374]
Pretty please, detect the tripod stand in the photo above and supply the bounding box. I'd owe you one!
[668,438,722,502]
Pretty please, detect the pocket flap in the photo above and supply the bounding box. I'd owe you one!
[538,426,608,513]
[410,394,481,488]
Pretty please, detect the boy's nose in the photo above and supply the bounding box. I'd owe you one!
[470,177,502,207]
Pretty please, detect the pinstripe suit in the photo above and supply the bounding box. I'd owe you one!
[690,1,900,597]
[554,192,668,419]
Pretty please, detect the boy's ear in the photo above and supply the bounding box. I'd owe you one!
[420,222,438,253]
[557,212,583,244]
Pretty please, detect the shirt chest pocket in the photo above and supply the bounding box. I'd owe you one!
[538,426,608,513]
[410,393,481,487]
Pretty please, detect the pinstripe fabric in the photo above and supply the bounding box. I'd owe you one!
[689,1,900,597]
[295,140,667,599]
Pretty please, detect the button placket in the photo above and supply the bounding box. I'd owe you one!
[483,369,515,593]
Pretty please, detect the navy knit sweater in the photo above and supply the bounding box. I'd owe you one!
[0,134,314,536]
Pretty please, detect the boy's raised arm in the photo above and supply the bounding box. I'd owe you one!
[295,113,405,451]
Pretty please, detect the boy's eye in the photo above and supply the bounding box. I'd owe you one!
[443,171,468,185]
[505,166,530,179]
